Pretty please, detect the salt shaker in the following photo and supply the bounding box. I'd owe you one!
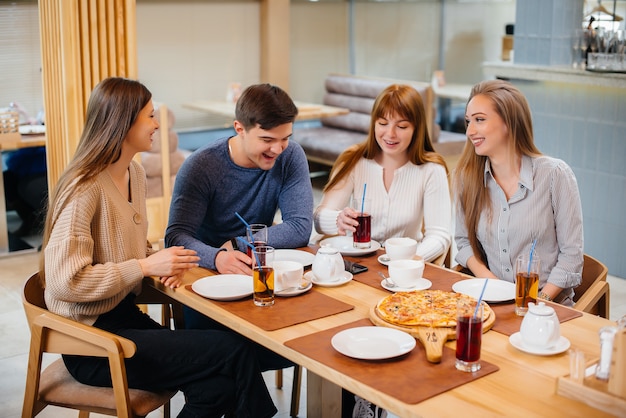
[596,325,617,381]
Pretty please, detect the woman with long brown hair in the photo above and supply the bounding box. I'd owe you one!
[453,79,583,305]
[314,84,451,262]
[40,77,277,417]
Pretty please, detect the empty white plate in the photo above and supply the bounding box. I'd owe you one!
[191,274,253,301]
[331,326,416,360]
[452,278,515,302]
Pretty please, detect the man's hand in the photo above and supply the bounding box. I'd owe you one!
[215,249,253,275]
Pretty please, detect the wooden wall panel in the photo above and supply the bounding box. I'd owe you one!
[39,0,137,190]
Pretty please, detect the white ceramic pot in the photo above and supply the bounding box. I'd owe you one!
[520,302,561,349]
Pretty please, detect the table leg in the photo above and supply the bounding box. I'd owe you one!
[307,371,342,417]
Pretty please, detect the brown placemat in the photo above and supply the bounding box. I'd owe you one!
[490,300,583,336]
[186,285,354,331]
[284,318,499,404]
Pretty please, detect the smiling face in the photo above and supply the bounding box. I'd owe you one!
[374,112,414,158]
[233,121,293,170]
[124,101,159,154]
[465,94,510,159]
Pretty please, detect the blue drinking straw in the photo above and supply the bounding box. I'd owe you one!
[360,183,367,215]
[473,278,488,319]
[527,238,537,275]
[235,212,251,229]
[237,237,261,267]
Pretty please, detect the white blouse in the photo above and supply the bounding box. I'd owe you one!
[314,158,452,262]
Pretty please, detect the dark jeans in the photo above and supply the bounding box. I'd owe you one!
[63,294,277,418]
[183,306,295,371]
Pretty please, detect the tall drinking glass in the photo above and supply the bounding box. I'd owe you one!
[246,224,268,258]
[352,197,371,249]
[252,245,275,306]
[455,299,483,372]
[515,255,540,316]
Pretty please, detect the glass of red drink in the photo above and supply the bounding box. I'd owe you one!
[351,197,371,249]
[455,300,483,372]
[246,224,268,258]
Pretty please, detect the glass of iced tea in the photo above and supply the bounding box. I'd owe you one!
[515,255,540,316]
[246,224,268,258]
[455,299,483,372]
[351,197,371,249]
[251,245,275,306]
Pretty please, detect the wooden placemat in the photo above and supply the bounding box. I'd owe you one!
[186,285,354,331]
[284,318,499,404]
[490,301,583,336]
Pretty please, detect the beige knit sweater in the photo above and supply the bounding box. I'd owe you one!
[44,161,150,325]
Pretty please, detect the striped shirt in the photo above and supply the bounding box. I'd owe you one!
[455,155,584,303]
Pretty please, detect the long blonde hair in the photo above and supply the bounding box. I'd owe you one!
[453,80,541,265]
[324,84,447,192]
[39,77,152,279]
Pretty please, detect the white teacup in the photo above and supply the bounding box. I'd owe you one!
[388,259,425,288]
[273,261,304,291]
[384,237,418,261]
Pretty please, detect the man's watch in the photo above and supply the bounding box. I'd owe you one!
[230,237,239,251]
[538,291,553,302]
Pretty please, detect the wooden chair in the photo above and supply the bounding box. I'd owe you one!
[275,365,303,417]
[573,254,610,319]
[22,272,176,418]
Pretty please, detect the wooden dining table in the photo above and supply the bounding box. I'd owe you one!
[144,245,618,417]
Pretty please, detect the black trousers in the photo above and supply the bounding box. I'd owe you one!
[183,306,295,371]
[63,294,277,418]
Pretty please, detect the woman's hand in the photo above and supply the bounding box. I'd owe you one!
[337,207,359,235]
[139,246,200,279]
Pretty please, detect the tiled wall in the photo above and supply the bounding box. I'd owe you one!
[513,79,626,278]
[514,0,583,66]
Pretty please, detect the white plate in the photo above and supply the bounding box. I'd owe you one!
[305,270,353,287]
[509,332,571,356]
[381,278,432,292]
[319,236,381,256]
[274,249,315,267]
[452,278,515,302]
[18,125,46,135]
[275,281,312,297]
[378,254,391,266]
[331,326,416,360]
[191,274,253,301]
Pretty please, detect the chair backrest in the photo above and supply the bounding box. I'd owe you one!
[574,254,608,303]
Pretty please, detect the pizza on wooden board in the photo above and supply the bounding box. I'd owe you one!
[375,289,489,328]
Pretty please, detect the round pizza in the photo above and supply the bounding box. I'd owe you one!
[375,289,487,328]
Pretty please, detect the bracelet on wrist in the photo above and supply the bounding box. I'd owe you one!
[538,291,553,302]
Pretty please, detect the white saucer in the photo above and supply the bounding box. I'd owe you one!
[378,254,391,266]
[381,278,432,292]
[509,332,571,356]
[305,270,353,287]
[275,281,313,297]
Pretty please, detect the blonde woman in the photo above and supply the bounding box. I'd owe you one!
[454,80,583,305]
